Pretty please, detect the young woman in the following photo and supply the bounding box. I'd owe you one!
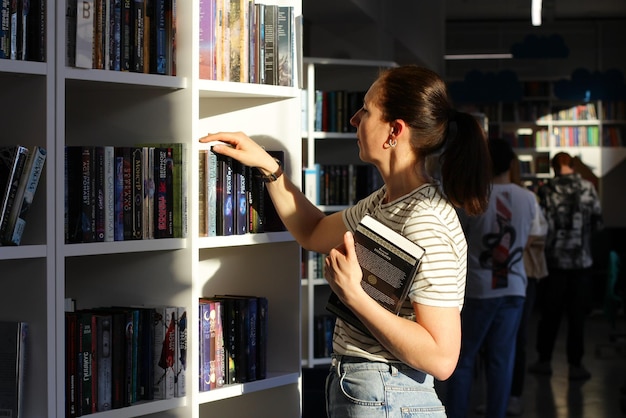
[200,65,491,417]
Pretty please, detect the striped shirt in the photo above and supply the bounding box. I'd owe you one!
[335,183,467,362]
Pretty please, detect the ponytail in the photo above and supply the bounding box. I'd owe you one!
[440,111,491,216]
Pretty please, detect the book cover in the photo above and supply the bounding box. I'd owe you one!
[130,147,144,239]
[276,6,292,86]
[325,215,426,336]
[142,147,155,239]
[113,148,125,241]
[138,307,155,401]
[233,160,248,235]
[140,142,186,238]
[206,147,218,236]
[0,146,29,243]
[256,296,268,380]
[228,0,249,83]
[109,0,122,70]
[153,306,176,399]
[198,150,207,237]
[198,0,216,79]
[247,165,264,233]
[93,146,106,242]
[0,0,10,58]
[75,0,94,68]
[121,0,132,70]
[94,314,112,411]
[132,0,146,72]
[65,313,79,417]
[103,146,115,242]
[262,4,277,85]
[153,147,174,238]
[0,321,27,418]
[303,164,321,205]
[216,153,234,236]
[78,312,95,414]
[174,306,186,397]
[150,0,167,74]
[198,300,214,391]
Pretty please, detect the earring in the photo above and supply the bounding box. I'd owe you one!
[387,137,397,148]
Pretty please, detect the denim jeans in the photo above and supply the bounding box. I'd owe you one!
[326,355,446,417]
[445,296,525,418]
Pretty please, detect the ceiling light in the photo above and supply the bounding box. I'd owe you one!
[532,0,542,26]
[444,53,513,60]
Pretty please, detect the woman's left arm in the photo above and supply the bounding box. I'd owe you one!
[325,231,461,381]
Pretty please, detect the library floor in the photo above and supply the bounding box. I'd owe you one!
[302,311,626,418]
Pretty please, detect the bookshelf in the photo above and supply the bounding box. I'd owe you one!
[1,0,303,417]
[460,81,626,190]
[300,57,395,367]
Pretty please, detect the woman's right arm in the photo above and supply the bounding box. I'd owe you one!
[199,132,347,253]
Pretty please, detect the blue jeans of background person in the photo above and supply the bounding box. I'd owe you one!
[535,268,593,366]
[445,296,525,418]
[326,355,446,417]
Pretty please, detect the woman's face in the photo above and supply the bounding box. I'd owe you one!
[349,81,390,164]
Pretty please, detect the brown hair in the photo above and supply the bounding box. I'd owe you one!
[551,152,573,175]
[375,65,491,215]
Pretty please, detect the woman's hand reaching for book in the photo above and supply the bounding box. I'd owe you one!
[199,132,280,177]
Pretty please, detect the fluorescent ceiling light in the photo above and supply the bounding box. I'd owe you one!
[532,0,542,26]
[517,128,534,135]
[444,53,513,60]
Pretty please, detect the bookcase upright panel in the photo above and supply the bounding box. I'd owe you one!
[0,0,56,416]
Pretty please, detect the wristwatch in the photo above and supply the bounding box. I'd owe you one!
[259,158,283,183]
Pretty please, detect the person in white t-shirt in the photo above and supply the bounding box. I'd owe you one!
[201,65,492,417]
[445,138,538,418]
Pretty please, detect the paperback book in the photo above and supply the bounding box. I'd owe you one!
[326,215,425,335]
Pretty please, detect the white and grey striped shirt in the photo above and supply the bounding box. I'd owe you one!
[335,183,467,362]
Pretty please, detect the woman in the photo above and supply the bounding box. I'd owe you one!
[200,65,491,417]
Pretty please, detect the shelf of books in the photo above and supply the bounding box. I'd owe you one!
[299,57,394,367]
[8,0,305,417]
[465,80,626,184]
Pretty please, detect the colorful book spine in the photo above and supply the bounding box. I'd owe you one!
[175,306,187,397]
[75,0,95,68]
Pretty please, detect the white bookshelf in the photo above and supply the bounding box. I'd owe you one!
[1,0,303,417]
[300,57,395,368]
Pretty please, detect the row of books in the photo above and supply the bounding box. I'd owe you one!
[0,321,28,418]
[65,305,186,417]
[199,295,268,391]
[199,1,296,86]
[306,89,365,133]
[67,0,176,75]
[303,164,383,207]
[0,0,45,61]
[538,103,598,122]
[198,148,284,237]
[65,144,186,244]
[0,145,47,246]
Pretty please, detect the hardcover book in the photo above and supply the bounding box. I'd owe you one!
[0,145,29,242]
[153,306,176,399]
[0,321,27,418]
[174,306,187,397]
[326,215,426,336]
[75,0,94,68]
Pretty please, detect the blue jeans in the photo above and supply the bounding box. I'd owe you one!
[445,296,525,418]
[326,355,446,417]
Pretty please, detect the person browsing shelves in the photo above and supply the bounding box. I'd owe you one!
[200,65,491,417]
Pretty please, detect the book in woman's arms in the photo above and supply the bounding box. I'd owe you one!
[326,215,425,336]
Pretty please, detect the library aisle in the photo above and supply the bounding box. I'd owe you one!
[438,310,626,418]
